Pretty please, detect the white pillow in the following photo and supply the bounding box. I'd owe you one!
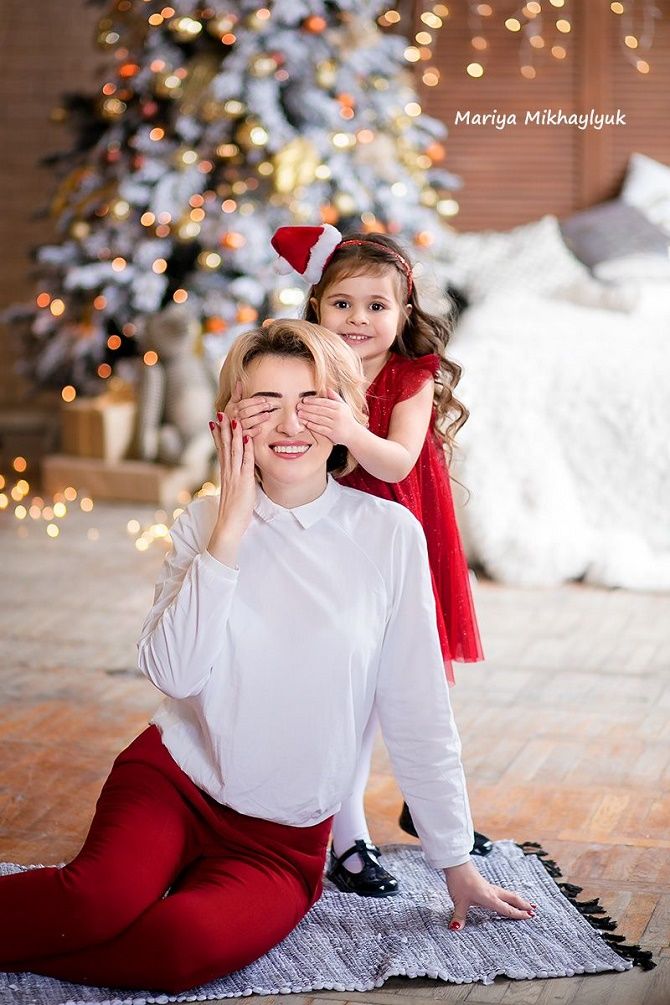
[557,277,639,313]
[621,153,670,234]
[594,251,670,283]
[448,215,590,303]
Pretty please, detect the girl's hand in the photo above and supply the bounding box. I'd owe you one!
[207,412,256,567]
[444,860,535,931]
[297,388,361,447]
[225,380,273,438]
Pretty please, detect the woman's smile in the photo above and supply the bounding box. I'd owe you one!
[269,440,312,458]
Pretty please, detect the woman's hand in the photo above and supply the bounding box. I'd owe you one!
[207,412,256,568]
[296,388,362,447]
[225,380,273,439]
[444,860,536,930]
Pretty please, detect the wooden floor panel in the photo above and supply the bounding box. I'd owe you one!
[0,502,668,1003]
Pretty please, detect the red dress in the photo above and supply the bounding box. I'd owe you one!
[339,352,484,683]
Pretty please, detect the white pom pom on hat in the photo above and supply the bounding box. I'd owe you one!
[271,224,343,284]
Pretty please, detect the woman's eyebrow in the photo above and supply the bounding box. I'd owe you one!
[250,390,318,398]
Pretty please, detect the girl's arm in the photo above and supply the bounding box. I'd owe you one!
[299,378,434,482]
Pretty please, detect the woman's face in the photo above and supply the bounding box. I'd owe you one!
[243,354,333,499]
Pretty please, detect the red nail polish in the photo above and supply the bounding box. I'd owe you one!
[243,435,249,445]
[232,418,238,430]
[449,921,461,931]
[217,411,223,421]
[209,420,215,430]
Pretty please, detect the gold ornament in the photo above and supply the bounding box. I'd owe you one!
[246,9,271,31]
[97,18,120,48]
[207,15,237,37]
[223,99,246,117]
[272,138,321,194]
[236,119,268,151]
[338,13,381,52]
[250,53,279,78]
[316,59,337,89]
[201,99,228,122]
[334,192,356,215]
[180,55,221,116]
[100,96,127,119]
[154,72,184,100]
[174,147,199,169]
[169,16,203,42]
[354,133,398,182]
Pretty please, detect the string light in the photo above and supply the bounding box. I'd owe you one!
[413,0,660,77]
[618,0,660,72]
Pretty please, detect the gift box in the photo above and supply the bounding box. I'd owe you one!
[61,387,136,463]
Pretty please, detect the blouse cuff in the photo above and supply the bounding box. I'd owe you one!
[434,852,473,871]
[200,548,240,579]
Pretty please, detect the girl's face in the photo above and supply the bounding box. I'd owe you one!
[243,354,333,502]
[312,270,406,376]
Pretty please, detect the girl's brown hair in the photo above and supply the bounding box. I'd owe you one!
[304,232,468,460]
[215,318,368,477]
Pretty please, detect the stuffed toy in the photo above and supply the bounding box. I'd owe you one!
[136,303,216,488]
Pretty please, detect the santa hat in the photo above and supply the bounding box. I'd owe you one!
[271,224,342,285]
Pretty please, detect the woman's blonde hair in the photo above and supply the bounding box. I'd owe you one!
[215,318,368,477]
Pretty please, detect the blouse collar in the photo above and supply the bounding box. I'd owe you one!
[254,475,341,529]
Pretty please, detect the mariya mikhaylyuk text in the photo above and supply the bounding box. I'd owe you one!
[453,108,626,130]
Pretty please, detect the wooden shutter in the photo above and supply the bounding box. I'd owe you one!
[415,0,670,231]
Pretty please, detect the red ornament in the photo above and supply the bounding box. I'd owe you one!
[303,15,327,32]
[205,316,228,333]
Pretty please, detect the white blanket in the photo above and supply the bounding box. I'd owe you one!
[450,287,670,589]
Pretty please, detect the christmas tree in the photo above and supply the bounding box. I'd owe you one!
[12,0,459,397]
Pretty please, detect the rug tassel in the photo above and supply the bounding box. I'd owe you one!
[518,841,656,971]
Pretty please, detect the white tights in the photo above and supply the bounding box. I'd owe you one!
[330,709,378,873]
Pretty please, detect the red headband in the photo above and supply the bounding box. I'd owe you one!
[329,239,414,297]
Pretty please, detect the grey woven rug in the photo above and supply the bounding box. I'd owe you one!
[0,841,630,1003]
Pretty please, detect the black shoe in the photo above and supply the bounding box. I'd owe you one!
[398,800,418,837]
[327,840,400,898]
[399,802,494,857]
[471,830,494,856]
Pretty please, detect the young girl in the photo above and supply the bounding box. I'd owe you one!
[249,226,489,897]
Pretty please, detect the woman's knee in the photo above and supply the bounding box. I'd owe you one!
[151,924,237,993]
[57,866,152,944]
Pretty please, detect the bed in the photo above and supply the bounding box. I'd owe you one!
[434,154,670,590]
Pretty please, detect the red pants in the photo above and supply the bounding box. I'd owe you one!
[0,726,332,993]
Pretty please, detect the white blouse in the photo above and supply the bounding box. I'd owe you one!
[138,476,474,869]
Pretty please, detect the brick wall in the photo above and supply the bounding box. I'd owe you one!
[0,1,102,409]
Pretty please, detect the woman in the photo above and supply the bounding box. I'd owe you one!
[0,320,533,993]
